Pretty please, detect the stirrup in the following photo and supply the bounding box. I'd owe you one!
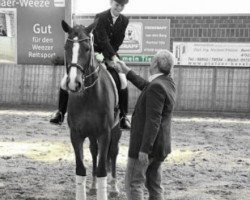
[120,116,131,129]
[50,111,64,125]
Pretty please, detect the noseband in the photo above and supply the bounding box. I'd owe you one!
[66,34,99,92]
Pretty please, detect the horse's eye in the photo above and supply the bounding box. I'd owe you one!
[85,46,90,51]
[84,44,90,51]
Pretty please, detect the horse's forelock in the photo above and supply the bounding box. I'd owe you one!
[70,25,89,39]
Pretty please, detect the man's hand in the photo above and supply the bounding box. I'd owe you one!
[115,60,131,75]
[138,152,148,166]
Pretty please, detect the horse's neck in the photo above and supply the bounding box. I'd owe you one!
[69,66,116,120]
[84,63,99,86]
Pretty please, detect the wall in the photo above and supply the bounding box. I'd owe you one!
[0,64,64,106]
[129,65,250,113]
[167,14,250,46]
[1,64,250,113]
[75,14,250,46]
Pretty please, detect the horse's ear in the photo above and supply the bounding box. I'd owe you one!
[61,20,72,33]
[85,19,98,34]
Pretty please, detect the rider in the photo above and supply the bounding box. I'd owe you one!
[50,0,131,129]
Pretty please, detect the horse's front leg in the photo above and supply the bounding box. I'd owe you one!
[89,137,98,195]
[71,132,87,200]
[109,125,122,197]
[96,131,111,200]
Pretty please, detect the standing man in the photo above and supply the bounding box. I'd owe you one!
[50,0,131,129]
[116,50,176,200]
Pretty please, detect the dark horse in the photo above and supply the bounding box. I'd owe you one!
[61,20,122,200]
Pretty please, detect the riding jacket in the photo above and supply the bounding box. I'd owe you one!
[93,9,129,60]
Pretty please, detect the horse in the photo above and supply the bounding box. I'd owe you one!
[61,20,122,200]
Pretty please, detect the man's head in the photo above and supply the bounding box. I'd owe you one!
[149,50,175,75]
[110,0,128,16]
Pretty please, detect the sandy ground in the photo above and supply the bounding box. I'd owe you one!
[0,108,249,200]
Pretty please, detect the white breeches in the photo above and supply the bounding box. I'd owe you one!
[60,73,67,90]
[118,72,127,89]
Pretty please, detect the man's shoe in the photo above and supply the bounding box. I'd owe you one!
[50,111,64,125]
[120,116,131,130]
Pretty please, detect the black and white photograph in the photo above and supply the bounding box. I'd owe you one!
[0,0,249,200]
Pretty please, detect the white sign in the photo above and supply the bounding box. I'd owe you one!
[54,0,65,7]
[120,22,143,53]
[173,42,250,67]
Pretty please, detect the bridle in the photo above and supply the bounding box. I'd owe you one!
[66,33,99,92]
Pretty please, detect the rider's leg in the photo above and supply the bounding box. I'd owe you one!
[105,65,130,129]
[50,74,69,125]
[119,86,131,129]
[118,73,131,129]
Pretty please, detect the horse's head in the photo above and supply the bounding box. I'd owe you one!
[62,20,97,93]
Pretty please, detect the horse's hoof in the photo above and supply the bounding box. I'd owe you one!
[109,191,119,198]
[88,188,97,195]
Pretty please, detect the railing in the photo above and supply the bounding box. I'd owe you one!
[0,63,250,113]
[127,63,250,113]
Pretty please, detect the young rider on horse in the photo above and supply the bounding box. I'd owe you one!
[50,0,131,129]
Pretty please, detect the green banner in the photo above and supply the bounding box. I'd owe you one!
[120,55,153,63]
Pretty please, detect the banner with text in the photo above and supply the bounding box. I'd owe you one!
[173,42,250,67]
[0,0,65,65]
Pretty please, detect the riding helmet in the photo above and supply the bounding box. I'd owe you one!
[114,0,129,5]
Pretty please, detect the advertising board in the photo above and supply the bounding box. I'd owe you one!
[0,0,65,65]
[173,42,250,67]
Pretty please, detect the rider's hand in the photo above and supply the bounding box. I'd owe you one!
[95,53,104,62]
[112,55,120,62]
[106,59,115,68]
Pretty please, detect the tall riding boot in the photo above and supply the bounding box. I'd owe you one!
[50,88,68,125]
[119,88,131,129]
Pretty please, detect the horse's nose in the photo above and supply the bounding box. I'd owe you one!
[66,76,73,90]
[66,76,70,86]
[66,75,81,92]
[75,79,82,91]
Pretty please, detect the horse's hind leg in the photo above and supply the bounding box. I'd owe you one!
[89,137,98,195]
[109,125,122,197]
[71,133,87,200]
[96,131,111,200]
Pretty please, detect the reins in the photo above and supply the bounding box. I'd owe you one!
[66,33,99,92]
